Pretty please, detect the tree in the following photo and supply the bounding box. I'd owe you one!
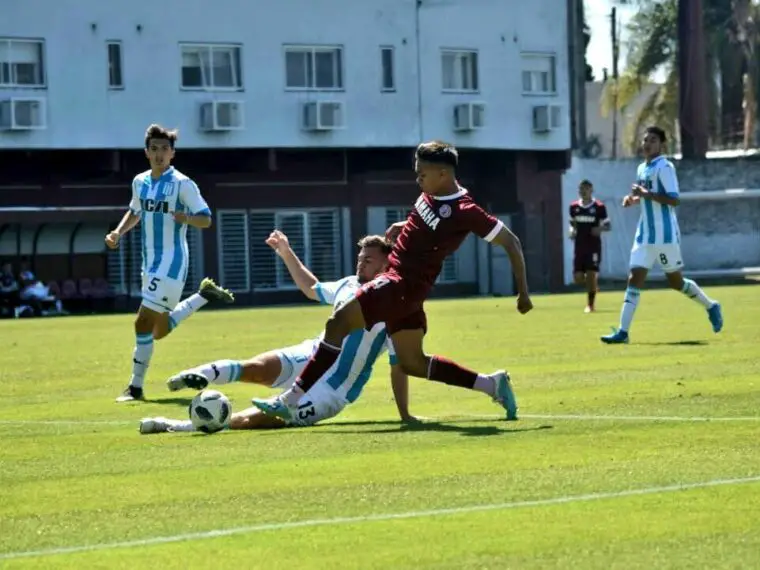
[601,0,679,154]
[601,0,745,153]
[583,19,594,81]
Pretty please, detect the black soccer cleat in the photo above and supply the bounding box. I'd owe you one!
[116,385,144,402]
[198,278,235,304]
[166,372,209,392]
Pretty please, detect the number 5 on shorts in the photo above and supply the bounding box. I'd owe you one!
[148,277,161,292]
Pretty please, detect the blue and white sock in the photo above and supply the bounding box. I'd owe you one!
[681,278,714,309]
[168,294,208,333]
[194,359,244,385]
[130,332,154,389]
[619,286,641,333]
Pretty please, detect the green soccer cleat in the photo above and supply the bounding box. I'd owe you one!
[199,278,235,304]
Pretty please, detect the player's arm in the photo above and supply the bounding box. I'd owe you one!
[105,182,142,249]
[174,179,212,229]
[491,226,530,303]
[266,230,319,301]
[592,204,611,236]
[568,206,577,239]
[632,165,680,206]
[390,364,416,422]
[464,203,532,313]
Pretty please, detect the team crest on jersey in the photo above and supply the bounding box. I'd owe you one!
[162,182,178,197]
[439,204,452,218]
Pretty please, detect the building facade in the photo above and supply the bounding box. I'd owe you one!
[0,0,571,306]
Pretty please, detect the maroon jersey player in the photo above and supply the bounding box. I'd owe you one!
[252,141,533,423]
[568,179,610,312]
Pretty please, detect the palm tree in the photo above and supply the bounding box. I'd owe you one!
[600,0,742,153]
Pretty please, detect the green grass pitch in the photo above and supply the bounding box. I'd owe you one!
[1,285,759,569]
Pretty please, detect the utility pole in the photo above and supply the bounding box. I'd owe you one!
[576,0,587,151]
[678,0,708,158]
[610,6,620,159]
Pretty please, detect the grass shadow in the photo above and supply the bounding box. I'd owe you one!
[638,340,707,347]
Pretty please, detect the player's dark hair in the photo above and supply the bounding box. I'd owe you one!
[645,126,667,143]
[579,179,593,188]
[144,123,179,149]
[415,140,459,169]
[357,235,392,255]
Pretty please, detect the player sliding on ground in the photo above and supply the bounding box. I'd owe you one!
[105,124,235,402]
[601,126,723,344]
[252,141,533,424]
[139,232,416,433]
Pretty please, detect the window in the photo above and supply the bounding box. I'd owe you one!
[385,208,458,283]
[441,50,478,92]
[285,46,343,90]
[0,38,45,87]
[521,53,556,95]
[380,46,395,91]
[180,44,243,90]
[107,42,123,89]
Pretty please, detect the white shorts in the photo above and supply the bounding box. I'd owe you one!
[289,381,347,427]
[271,339,318,389]
[271,339,347,426]
[141,272,185,313]
[629,243,684,273]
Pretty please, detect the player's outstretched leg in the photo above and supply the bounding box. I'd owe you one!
[674,275,723,333]
[602,268,647,344]
[139,407,286,434]
[162,278,234,338]
[167,359,243,391]
[251,298,364,421]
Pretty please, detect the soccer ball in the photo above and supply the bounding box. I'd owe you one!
[189,390,231,434]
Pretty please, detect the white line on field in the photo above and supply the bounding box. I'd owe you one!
[1,412,759,428]
[0,419,131,426]
[1,474,759,560]
[477,413,760,423]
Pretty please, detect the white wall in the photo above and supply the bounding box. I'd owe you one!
[562,157,760,284]
[1,0,570,150]
[0,224,109,256]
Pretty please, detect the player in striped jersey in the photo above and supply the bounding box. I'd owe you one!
[601,126,723,344]
[105,124,234,402]
[139,232,416,434]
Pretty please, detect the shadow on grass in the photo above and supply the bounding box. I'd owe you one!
[637,340,707,347]
[249,417,555,438]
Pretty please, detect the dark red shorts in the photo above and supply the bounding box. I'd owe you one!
[355,271,427,335]
[573,248,602,273]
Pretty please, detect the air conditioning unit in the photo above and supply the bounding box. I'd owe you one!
[0,98,47,131]
[453,102,485,132]
[532,104,563,133]
[302,101,344,131]
[200,101,244,131]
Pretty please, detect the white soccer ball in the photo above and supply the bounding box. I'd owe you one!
[189,390,231,434]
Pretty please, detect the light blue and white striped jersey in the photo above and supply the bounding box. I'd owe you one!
[313,276,396,403]
[128,167,211,282]
[634,156,681,245]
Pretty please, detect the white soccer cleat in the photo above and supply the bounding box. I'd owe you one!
[139,417,173,434]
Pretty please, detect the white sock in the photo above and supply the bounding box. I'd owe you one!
[619,286,641,333]
[167,419,196,432]
[193,359,243,385]
[473,374,496,397]
[282,384,305,407]
[130,333,154,389]
[168,294,208,332]
[681,278,714,309]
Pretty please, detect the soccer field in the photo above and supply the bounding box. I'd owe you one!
[1,286,759,569]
